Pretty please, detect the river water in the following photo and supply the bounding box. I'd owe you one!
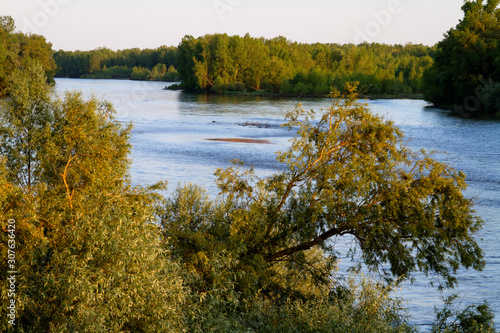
[54,78,500,331]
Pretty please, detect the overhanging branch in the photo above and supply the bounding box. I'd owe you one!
[265,227,349,262]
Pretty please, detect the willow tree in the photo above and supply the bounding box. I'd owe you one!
[0,63,185,332]
[0,16,57,94]
[163,83,484,303]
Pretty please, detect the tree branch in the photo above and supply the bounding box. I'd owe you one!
[265,226,349,262]
[60,154,78,210]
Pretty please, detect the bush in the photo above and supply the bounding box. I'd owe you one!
[432,294,495,333]
[0,64,186,332]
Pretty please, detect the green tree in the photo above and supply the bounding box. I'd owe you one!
[164,64,180,81]
[432,294,495,332]
[0,16,16,94]
[177,35,200,90]
[161,83,485,330]
[423,0,500,113]
[0,16,56,93]
[0,62,52,191]
[0,63,186,332]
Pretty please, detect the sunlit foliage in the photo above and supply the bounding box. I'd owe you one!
[0,63,185,332]
[161,84,487,331]
[0,16,56,94]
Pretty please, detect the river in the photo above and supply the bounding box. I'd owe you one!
[54,78,500,331]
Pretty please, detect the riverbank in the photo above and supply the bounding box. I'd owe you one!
[165,84,425,100]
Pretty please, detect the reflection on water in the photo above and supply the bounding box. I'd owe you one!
[54,79,500,330]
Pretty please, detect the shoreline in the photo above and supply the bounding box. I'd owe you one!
[165,85,426,101]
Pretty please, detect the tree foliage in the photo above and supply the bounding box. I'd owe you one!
[0,51,491,331]
[432,294,495,333]
[0,16,56,95]
[161,184,416,332]
[423,0,500,113]
[0,64,185,332]
[161,84,486,330]
[53,46,180,81]
[175,33,433,96]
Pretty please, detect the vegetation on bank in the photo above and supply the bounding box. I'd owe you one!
[423,0,500,113]
[0,1,498,329]
[0,63,495,332]
[176,34,433,97]
[52,34,434,99]
[53,46,180,81]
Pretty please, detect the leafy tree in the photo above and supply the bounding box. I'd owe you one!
[423,0,500,112]
[0,16,16,93]
[52,32,433,95]
[0,62,52,191]
[0,16,56,93]
[0,63,186,332]
[174,34,432,95]
[161,83,485,330]
[432,294,495,332]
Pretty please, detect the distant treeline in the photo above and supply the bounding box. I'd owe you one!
[52,34,434,97]
[53,46,180,81]
[176,34,435,97]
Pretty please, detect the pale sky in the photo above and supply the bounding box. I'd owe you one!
[3,0,465,51]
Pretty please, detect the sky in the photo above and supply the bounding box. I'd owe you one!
[3,0,465,51]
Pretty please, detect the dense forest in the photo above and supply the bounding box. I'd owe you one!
[423,0,500,113]
[53,36,434,98]
[176,34,434,97]
[53,46,180,81]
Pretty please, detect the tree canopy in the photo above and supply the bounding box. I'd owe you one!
[423,0,500,113]
[0,63,493,332]
[0,9,495,330]
[162,83,485,300]
[52,33,434,96]
[53,46,180,81]
[176,33,434,96]
[0,16,56,95]
[0,63,186,332]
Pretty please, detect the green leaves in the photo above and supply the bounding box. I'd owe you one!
[423,0,500,112]
[0,64,186,332]
[160,84,486,331]
[432,294,496,332]
[0,63,52,191]
[182,85,483,290]
[0,16,56,94]
[0,51,489,330]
